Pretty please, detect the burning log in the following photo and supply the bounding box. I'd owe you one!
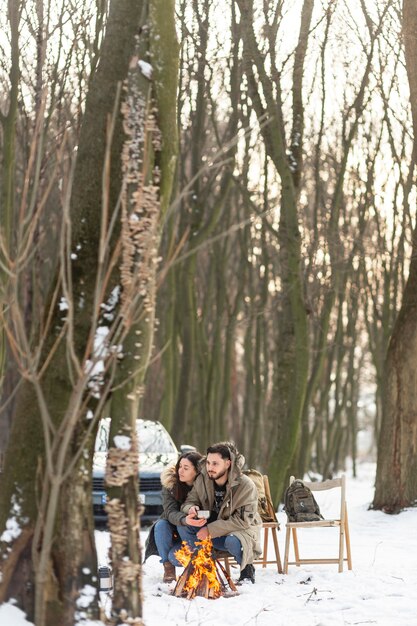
[173,537,238,599]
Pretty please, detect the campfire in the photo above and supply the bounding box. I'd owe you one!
[173,537,238,599]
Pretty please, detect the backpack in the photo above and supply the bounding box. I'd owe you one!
[284,479,323,522]
[244,469,277,523]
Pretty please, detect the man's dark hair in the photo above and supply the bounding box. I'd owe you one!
[206,442,236,460]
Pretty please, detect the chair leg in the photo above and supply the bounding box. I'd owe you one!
[224,556,231,576]
[271,526,282,573]
[292,528,300,566]
[338,522,345,572]
[262,526,269,568]
[283,526,291,574]
[344,504,352,570]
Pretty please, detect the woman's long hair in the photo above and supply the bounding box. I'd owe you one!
[173,451,203,502]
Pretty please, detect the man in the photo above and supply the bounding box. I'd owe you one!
[178,441,261,583]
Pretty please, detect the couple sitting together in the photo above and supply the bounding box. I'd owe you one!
[144,441,262,584]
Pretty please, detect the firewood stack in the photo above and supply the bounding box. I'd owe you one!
[173,538,238,599]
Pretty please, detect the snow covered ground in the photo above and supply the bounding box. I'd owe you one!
[2,462,417,626]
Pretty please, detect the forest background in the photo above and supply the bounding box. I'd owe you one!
[0,0,416,625]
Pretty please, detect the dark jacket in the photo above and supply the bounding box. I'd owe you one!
[144,465,188,561]
[181,445,261,568]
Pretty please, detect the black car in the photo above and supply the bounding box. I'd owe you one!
[92,418,181,525]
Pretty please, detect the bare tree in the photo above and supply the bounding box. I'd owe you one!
[0,1,178,624]
[373,0,417,512]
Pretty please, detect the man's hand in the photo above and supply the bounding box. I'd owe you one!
[185,513,206,527]
[196,526,209,540]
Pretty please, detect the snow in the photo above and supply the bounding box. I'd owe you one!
[113,435,132,450]
[85,326,111,392]
[1,463,417,625]
[1,497,23,543]
[76,584,97,609]
[0,605,33,626]
[0,517,22,544]
[138,60,153,80]
[59,296,69,310]
[100,286,120,322]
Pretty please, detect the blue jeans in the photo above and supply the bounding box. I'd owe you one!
[153,519,182,566]
[177,524,243,565]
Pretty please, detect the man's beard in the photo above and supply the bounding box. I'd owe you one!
[208,468,228,482]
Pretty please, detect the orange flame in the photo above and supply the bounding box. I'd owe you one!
[175,537,222,598]
[175,541,193,568]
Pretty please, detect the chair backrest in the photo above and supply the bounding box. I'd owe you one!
[244,469,277,522]
[290,475,346,522]
[263,475,279,524]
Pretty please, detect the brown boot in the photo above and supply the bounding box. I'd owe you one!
[163,561,176,583]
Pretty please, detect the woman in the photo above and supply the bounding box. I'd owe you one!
[144,450,203,583]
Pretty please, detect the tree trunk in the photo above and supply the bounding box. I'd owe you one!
[106,1,178,621]
[373,260,417,510]
[0,1,21,400]
[373,0,417,511]
[236,0,312,500]
[0,1,144,623]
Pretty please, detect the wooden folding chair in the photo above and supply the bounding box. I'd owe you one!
[220,474,282,574]
[252,475,282,572]
[283,474,352,574]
